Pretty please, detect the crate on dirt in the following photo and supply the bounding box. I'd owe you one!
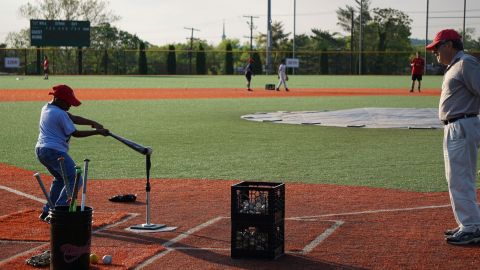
[231,181,284,224]
[231,181,285,259]
[231,220,284,259]
[265,84,276,90]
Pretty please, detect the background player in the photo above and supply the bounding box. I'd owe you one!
[244,58,254,91]
[410,51,425,92]
[276,59,289,92]
[43,55,49,80]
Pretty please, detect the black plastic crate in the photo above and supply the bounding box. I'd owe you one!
[231,220,284,259]
[231,181,285,224]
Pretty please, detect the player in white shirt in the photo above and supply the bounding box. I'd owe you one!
[276,59,289,91]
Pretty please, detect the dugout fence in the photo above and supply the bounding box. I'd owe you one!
[2,47,472,76]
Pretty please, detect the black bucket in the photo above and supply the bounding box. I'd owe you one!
[49,206,92,270]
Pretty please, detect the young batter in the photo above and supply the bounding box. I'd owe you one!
[35,84,109,222]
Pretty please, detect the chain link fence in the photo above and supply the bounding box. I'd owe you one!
[1,47,472,76]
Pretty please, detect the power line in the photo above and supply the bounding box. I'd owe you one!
[430,16,480,19]
[407,8,480,14]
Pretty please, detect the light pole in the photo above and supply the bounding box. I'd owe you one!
[463,0,467,45]
[359,0,363,75]
[266,0,272,75]
[293,0,296,75]
[425,0,429,74]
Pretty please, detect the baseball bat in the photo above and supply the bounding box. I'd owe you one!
[69,166,82,212]
[81,159,90,211]
[57,156,72,200]
[108,132,153,155]
[33,172,54,208]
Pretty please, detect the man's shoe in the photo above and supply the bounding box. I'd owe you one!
[286,88,290,92]
[444,227,460,236]
[409,89,413,92]
[275,88,280,91]
[446,229,480,245]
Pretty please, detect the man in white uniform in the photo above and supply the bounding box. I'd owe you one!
[427,29,480,245]
[276,59,289,92]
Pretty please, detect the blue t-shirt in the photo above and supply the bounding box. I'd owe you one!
[35,103,76,153]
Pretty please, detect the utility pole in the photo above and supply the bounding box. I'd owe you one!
[266,0,272,75]
[243,15,259,58]
[184,27,200,75]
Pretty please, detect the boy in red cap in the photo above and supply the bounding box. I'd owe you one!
[409,51,424,92]
[35,85,109,222]
[427,29,480,245]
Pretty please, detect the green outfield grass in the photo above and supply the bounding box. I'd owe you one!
[0,93,452,192]
[0,74,443,90]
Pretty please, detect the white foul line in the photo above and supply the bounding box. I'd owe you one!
[289,220,344,255]
[289,204,452,220]
[134,216,225,270]
[0,184,45,204]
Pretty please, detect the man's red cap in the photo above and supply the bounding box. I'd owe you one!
[48,84,81,106]
[426,29,461,50]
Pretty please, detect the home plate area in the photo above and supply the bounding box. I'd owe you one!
[167,216,341,254]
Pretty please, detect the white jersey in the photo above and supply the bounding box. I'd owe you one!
[278,63,287,78]
[36,103,76,153]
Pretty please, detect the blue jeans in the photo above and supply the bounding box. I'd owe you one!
[35,147,82,214]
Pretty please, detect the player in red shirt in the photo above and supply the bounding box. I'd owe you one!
[43,55,49,80]
[410,52,425,92]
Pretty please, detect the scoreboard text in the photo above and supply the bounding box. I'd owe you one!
[30,20,90,47]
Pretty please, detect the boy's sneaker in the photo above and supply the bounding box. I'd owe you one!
[446,229,480,245]
[444,227,460,236]
[39,212,51,224]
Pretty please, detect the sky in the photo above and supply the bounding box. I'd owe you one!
[1,0,480,46]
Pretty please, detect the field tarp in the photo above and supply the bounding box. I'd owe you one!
[241,108,444,129]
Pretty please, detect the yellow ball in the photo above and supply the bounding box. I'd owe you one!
[90,253,99,264]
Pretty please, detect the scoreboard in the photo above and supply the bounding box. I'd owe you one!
[30,19,90,47]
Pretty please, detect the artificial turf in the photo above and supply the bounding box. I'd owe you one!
[0,94,450,192]
[0,74,443,90]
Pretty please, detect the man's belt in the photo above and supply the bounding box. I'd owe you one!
[442,114,478,125]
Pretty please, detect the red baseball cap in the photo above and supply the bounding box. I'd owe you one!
[48,84,81,106]
[426,29,462,50]
[248,58,254,63]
